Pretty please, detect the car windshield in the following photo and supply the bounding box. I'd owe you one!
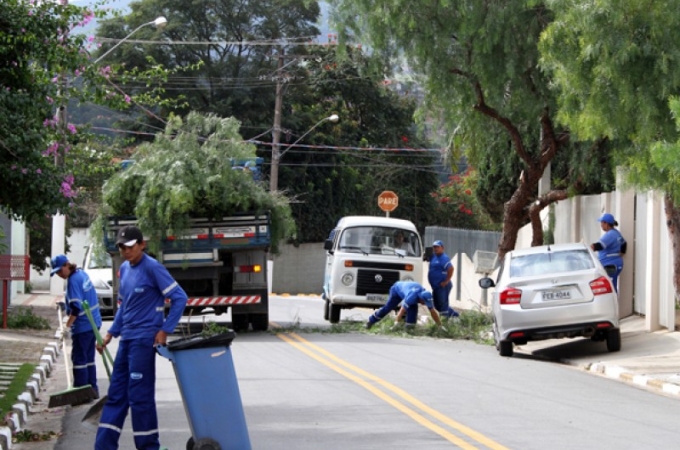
[510,249,594,278]
[338,226,421,257]
[88,251,112,269]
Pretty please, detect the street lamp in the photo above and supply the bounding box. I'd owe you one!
[269,114,339,192]
[49,15,168,295]
[94,16,168,64]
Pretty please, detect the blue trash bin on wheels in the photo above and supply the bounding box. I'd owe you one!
[156,331,251,450]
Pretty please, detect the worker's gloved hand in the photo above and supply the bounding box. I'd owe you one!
[61,328,71,340]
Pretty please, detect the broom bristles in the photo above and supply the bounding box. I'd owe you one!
[48,385,98,408]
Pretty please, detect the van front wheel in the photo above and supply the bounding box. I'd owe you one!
[329,304,341,324]
[324,300,330,321]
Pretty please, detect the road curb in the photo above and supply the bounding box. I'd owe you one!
[586,362,680,396]
[0,337,60,450]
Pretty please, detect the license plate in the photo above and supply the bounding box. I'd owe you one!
[366,294,386,302]
[542,290,571,300]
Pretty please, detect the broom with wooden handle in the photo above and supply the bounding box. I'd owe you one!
[81,300,114,425]
[48,303,98,408]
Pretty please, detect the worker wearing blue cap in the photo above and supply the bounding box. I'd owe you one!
[428,240,458,319]
[591,213,627,292]
[365,281,442,329]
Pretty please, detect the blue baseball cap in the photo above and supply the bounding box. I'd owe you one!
[50,254,68,277]
[432,240,444,247]
[598,213,617,225]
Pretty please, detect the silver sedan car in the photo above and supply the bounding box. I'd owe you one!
[479,243,620,357]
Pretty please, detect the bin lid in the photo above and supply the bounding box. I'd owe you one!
[166,331,236,351]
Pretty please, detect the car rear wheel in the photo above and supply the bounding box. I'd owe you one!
[499,340,514,357]
[606,328,621,352]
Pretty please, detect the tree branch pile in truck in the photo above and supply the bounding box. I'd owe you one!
[92,112,296,332]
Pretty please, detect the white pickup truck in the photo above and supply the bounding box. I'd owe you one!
[322,216,425,323]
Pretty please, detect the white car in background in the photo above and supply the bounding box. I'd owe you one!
[478,243,621,357]
[82,245,114,318]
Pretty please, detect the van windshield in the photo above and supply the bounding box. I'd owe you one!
[88,251,112,269]
[338,227,421,257]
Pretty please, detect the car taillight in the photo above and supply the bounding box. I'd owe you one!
[500,288,522,304]
[590,276,613,295]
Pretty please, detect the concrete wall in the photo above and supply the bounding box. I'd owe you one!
[271,242,326,294]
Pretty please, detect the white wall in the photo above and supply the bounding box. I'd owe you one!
[29,228,91,291]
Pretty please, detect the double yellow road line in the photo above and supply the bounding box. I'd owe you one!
[275,331,509,450]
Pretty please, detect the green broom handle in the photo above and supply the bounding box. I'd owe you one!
[83,301,114,374]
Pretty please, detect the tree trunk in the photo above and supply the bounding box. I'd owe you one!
[664,194,680,304]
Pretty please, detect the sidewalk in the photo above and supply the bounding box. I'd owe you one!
[0,292,65,450]
[2,293,680,449]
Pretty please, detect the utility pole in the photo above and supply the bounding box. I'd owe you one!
[269,47,285,192]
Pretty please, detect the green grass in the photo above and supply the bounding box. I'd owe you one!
[0,363,35,419]
[270,310,495,345]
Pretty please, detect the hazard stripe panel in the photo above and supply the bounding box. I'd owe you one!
[184,296,262,306]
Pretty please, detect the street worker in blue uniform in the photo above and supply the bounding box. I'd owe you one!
[95,225,188,450]
[50,254,102,396]
[365,281,442,329]
[590,213,627,292]
[428,240,459,319]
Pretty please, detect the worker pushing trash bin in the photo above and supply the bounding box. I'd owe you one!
[156,330,251,450]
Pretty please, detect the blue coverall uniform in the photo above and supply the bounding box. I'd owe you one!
[596,228,626,292]
[65,269,102,393]
[95,253,187,450]
[428,252,457,318]
[367,281,432,326]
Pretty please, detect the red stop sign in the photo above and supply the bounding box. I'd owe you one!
[378,190,399,212]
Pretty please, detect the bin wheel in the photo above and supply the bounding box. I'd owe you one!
[250,313,269,331]
[188,437,221,450]
[232,313,249,332]
[195,438,221,450]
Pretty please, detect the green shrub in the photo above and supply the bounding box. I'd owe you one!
[0,306,50,330]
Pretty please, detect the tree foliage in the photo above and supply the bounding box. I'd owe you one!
[94,0,320,131]
[98,112,296,253]
[0,0,96,224]
[540,0,680,295]
[330,0,615,257]
[273,45,440,240]
[93,2,441,242]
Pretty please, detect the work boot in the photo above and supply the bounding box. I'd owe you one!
[365,320,374,330]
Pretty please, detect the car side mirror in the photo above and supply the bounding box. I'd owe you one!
[478,277,495,289]
[424,246,433,262]
[324,239,333,252]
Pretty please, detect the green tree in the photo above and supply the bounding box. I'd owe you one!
[0,0,93,223]
[539,0,680,294]
[330,0,615,258]
[93,0,320,132]
[433,168,501,231]
[273,46,440,240]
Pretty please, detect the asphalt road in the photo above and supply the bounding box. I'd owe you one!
[51,296,680,450]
